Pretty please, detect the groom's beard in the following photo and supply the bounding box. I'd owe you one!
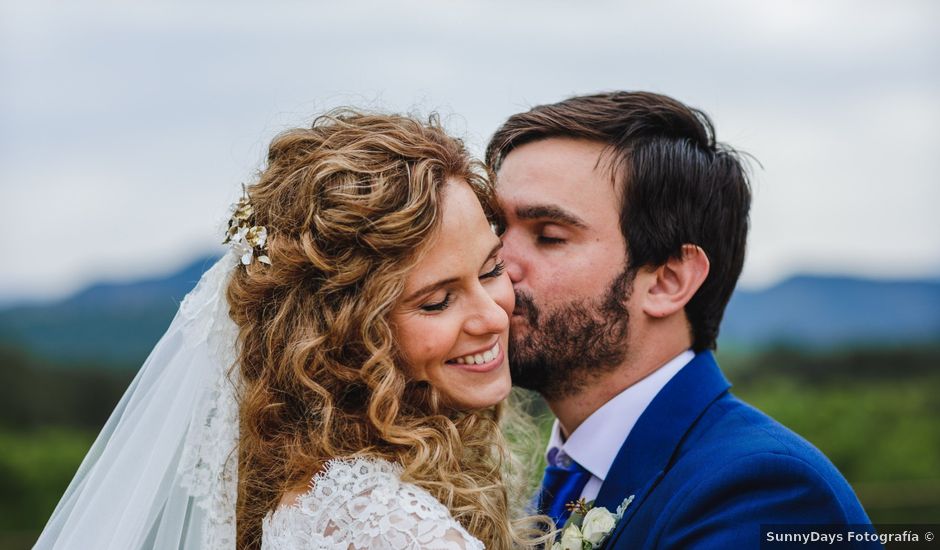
[509,267,635,401]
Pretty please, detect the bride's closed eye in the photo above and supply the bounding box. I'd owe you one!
[421,293,452,312]
[480,260,505,280]
[420,261,505,313]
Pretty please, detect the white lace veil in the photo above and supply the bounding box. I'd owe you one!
[34,250,242,550]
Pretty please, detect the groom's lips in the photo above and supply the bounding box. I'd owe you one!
[512,291,539,324]
[512,306,537,326]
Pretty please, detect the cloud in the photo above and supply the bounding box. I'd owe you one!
[2,0,938,299]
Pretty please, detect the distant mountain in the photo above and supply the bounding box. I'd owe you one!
[0,255,221,366]
[720,275,940,349]
[0,256,937,368]
[65,256,221,311]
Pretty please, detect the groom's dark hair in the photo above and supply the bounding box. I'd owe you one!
[486,91,751,351]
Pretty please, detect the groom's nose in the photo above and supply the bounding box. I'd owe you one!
[505,258,524,284]
[499,233,525,284]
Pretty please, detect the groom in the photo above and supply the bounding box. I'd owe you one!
[488,92,874,547]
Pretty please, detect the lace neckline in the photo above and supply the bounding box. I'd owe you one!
[261,456,484,549]
[280,457,402,512]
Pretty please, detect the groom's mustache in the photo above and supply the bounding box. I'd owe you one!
[513,290,540,326]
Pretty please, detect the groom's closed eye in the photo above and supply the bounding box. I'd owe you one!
[538,235,566,245]
[537,224,571,245]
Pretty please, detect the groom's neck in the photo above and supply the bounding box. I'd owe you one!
[548,334,690,438]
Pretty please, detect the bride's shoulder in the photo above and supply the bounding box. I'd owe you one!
[262,457,483,550]
[279,457,402,507]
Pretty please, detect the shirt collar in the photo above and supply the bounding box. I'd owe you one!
[545,349,695,481]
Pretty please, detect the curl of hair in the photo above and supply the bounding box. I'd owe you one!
[227,110,541,549]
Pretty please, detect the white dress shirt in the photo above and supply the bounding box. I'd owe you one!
[544,350,695,502]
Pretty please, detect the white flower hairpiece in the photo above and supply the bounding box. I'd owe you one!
[223,188,271,266]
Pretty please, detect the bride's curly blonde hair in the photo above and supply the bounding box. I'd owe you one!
[227,110,535,549]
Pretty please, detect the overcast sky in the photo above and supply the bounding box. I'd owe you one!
[2,0,938,303]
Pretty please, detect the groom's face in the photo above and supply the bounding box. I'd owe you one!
[497,138,635,399]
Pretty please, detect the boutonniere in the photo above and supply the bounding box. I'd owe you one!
[552,496,634,550]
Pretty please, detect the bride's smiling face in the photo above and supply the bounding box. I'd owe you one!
[392,178,514,410]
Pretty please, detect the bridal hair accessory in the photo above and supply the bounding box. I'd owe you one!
[224,187,271,266]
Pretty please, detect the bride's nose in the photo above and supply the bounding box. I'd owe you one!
[463,288,509,336]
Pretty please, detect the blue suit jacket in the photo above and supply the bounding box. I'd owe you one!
[593,351,876,549]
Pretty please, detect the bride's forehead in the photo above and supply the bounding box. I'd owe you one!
[398,179,499,289]
[417,222,498,270]
[438,180,492,233]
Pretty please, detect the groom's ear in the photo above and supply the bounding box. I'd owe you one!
[639,244,710,318]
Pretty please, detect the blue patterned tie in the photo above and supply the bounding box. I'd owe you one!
[537,448,592,527]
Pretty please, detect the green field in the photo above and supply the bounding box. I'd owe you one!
[726,346,940,523]
[3,345,938,547]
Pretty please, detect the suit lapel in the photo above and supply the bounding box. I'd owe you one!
[595,351,731,543]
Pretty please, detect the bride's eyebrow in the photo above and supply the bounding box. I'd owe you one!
[403,242,503,303]
[405,277,458,304]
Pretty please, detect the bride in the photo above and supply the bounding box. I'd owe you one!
[35,110,548,549]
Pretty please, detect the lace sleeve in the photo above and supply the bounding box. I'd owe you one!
[262,458,484,550]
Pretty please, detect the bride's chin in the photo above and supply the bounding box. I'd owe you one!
[443,373,512,411]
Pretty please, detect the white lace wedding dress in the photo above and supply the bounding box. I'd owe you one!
[261,458,485,549]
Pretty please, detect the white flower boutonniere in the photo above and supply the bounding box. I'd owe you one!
[551,495,635,550]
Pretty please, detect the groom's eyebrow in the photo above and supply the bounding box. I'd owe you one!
[515,205,588,229]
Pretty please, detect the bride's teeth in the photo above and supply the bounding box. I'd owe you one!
[451,343,500,366]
